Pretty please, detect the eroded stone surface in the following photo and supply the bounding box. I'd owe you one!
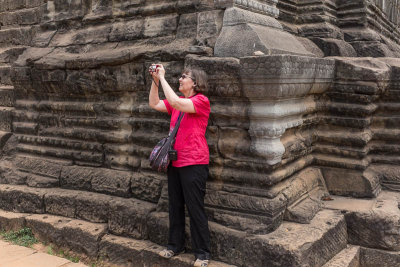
[360,247,400,267]
[323,245,360,267]
[147,210,347,267]
[0,209,26,231]
[0,1,400,266]
[26,214,107,257]
[324,191,400,251]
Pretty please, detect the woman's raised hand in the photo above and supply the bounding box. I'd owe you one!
[149,64,160,81]
[155,64,165,79]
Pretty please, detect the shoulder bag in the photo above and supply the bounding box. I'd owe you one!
[149,112,184,172]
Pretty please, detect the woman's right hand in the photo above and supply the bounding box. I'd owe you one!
[149,64,160,83]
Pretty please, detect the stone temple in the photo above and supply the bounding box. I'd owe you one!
[0,0,399,266]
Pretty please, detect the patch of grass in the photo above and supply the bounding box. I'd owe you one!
[0,227,38,247]
[58,249,80,263]
[43,244,81,263]
[0,229,105,266]
[47,244,54,255]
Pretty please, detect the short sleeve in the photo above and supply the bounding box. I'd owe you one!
[163,99,173,115]
[191,94,210,116]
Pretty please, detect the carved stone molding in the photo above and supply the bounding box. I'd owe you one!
[240,55,335,165]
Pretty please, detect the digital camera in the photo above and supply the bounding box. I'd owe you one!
[149,64,160,73]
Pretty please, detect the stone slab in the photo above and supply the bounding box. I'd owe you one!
[323,196,375,212]
[0,243,35,264]
[322,245,360,267]
[324,191,400,251]
[360,247,400,267]
[147,209,347,267]
[1,252,70,267]
[0,209,26,231]
[99,234,235,267]
[0,184,46,213]
[244,209,347,267]
[26,214,107,257]
[107,197,156,239]
[0,184,156,238]
[60,166,132,197]
[284,188,323,224]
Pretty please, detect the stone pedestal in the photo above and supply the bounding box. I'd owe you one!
[214,2,313,57]
[240,55,334,164]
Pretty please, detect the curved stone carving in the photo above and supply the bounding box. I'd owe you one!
[240,55,335,165]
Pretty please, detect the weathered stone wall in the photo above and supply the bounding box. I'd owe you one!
[0,0,399,266]
[278,0,400,57]
[0,0,334,236]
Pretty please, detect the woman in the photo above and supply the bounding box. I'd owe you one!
[148,64,211,267]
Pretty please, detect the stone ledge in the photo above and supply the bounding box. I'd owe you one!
[360,247,400,267]
[322,245,360,267]
[323,190,400,251]
[26,214,107,257]
[99,234,235,267]
[147,209,347,267]
[0,184,156,239]
[0,209,234,267]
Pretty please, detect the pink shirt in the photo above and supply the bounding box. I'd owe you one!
[163,94,210,167]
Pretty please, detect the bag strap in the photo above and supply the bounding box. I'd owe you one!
[168,112,184,139]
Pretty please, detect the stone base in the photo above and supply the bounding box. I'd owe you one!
[0,210,232,267]
[0,183,349,267]
[214,7,313,57]
[323,191,400,251]
[147,210,347,267]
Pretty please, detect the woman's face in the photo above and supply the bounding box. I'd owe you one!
[179,72,195,95]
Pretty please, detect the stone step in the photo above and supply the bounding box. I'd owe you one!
[322,245,360,267]
[323,190,400,251]
[359,247,400,267]
[0,184,156,239]
[147,209,347,267]
[0,85,14,107]
[284,187,324,224]
[99,234,235,267]
[0,210,234,267]
[0,210,107,257]
[0,185,347,266]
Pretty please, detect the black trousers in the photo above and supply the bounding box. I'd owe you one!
[167,164,211,260]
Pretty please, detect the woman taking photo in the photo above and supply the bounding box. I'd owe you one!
[148,64,211,267]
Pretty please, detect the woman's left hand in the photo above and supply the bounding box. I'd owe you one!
[155,64,165,79]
